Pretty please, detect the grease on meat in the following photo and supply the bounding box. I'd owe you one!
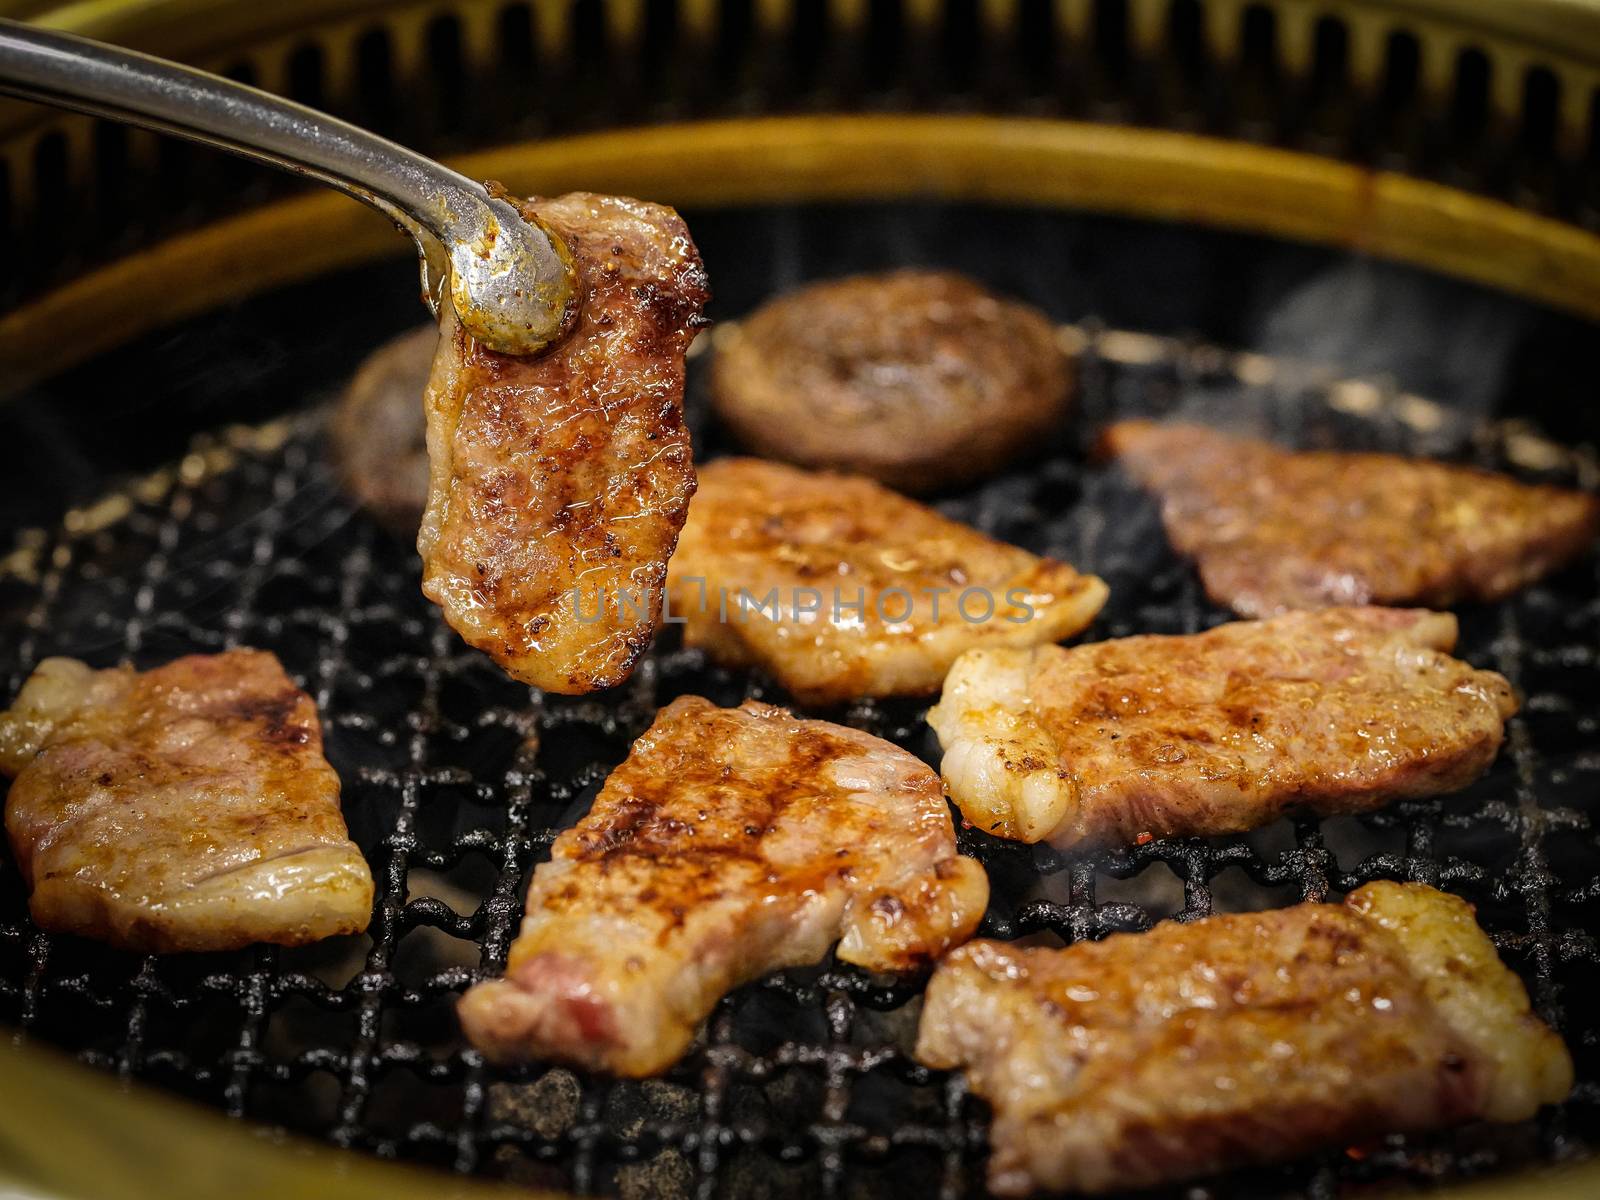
[916,881,1572,1195]
[666,458,1108,704]
[0,650,373,953]
[1105,420,1600,616]
[928,607,1516,847]
[419,192,709,693]
[457,696,988,1074]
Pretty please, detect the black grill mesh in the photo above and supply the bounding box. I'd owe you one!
[1,325,1598,1199]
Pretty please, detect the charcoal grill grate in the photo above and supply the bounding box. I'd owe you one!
[1,315,1598,1199]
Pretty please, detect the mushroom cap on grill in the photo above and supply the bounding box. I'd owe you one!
[710,270,1072,493]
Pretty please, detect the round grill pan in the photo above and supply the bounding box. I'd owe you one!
[2,3,1600,1198]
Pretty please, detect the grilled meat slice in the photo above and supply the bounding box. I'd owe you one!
[1104,420,1600,617]
[419,192,709,694]
[916,881,1572,1196]
[710,271,1071,492]
[457,695,987,1074]
[928,607,1515,847]
[666,458,1108,705]
[0,650,373,954]
[329,324,436,534]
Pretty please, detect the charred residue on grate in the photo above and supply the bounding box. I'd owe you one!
[0,308,1597,1197]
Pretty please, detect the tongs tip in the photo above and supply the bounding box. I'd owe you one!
[449,198,576,357]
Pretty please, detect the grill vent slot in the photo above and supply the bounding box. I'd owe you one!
[288,42,328,109]
[354,27,399,134]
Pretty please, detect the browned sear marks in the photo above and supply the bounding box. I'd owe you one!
[916,881,1572,1195]
[457,696,988,1075]
[1104,419,1600,616]
[0,650,373,954]
[419,192,709,693]
[929,607,1516,847]
[667,458,1107,704]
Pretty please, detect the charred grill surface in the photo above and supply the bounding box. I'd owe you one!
[1,207,1598,1199]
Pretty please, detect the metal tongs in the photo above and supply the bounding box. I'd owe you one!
[0,19,574,356]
